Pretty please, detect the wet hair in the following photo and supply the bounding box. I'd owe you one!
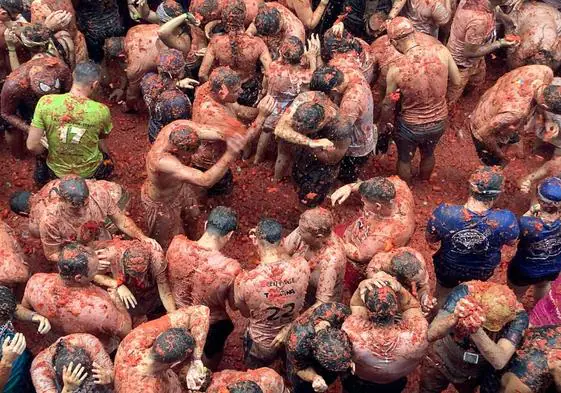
[255,218,282,244]
[155,90,192,124]
[73,61,101,85]
[57,176,89,206]
[292,102,325,133]
[358,177,396,203]
[391,251,421,280]
[544,84,561,115]
[227,381,263,393]
[207,206,238,236]
[363,286,398,324]
[168,126,201,152]
[58,243,91,279]
[312,328,352,373]
[254,6,281,36]
[324,117,352,141]
[209,66,241,95]
[163,0,185,17]
[321,29,362,62]
[310,67,344,93]
[280,36,304,64]
[468,166,504,202]
[141,73,166,108]
[192,0,218,21]
[158,48,186,78]
[104,37,125,59]
[299,208,333,236]
[151,328,195,364]
[0,0,23,14]
[21,23,50,45]
[0,286,17,323]
[53,341,106,393]
[222,0,246,68]
[122,247,149,277]
[9,191,31,215]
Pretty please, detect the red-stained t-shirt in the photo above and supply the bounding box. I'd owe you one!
[23,273,131,353]
[234,257,310,348]
[31,333,113,393]
[403,0,450,36]
[207,368,288,393]
[166,236,241,324]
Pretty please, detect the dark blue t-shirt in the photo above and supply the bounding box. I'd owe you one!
[427,204,519,288]
[510,216,561,280]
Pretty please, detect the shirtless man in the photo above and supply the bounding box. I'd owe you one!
[387,0,451,37]
[250,2,305,59]
[199,0,271,107]
[22,242,132,353]
[279,0,330,31]
[283,208,347,306]
[166,206,241,369]
[0,56,71,157]
[366,247,436,314]
[0,220,29,286]
[330,176,416,289]
[508,177,561,301]
[38,176,158,262]
[420,281,528,393]
[114,307,210,393]
[142,97,273,249]
[502,2,561,71]
[446,0,518,105]
[10,178,129,238]
[234,218,311,368]
[469,65,560,167]
[382,17,460,182]
[286,302,353,393]
[189,0,262,27]
[207,368,288,393]
[427,166,519,304]
[31,333,114,392]
[342,273,428,393]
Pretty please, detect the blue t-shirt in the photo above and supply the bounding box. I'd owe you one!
[510,216,561,280]
[427,204,519,287]
[0,326,33,393]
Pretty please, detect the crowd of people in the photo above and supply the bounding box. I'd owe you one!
[0,0,561,391]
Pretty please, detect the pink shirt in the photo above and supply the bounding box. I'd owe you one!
[207,368,288,393]
[166,236,241,324]
[234,256,310,348]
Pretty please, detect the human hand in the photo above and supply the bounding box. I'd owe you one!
[519,177,532,193]
[63,362,88,392]
[305,34,321,57]
[117,285,138,309]
[95,247,117,272]
[504,0,524,11]
[92,362,113,385]
[107,287,126,309]
[257,95,276,117]
[194,47,207,57]
[271,324,290,348]
[331,22,344,37]
[312,375,328,392]
[308,138,334,150]
[330,184,352,206]
[499,37,519,48]
[454,298,479,319]
[32,313,51,334]
[420,293,437,315]
[186,359,207,390]
[176,77,200,90]
[1,333,26,365]
[368,271,402,292]
[45,10,72,31]
[226,133,246,155]
[3,28,18,48]
[185,12,200,26]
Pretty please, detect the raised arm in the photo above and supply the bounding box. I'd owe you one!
[169,306,210,361]
[292,0,330,30]
[1,82,28,133]
[158,13,192,52]
[198,40,215,82]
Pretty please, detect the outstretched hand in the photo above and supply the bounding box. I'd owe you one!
[257,95,276,117]
[1,333,26,365]
[176,78,200,90]
[330,184,352,206]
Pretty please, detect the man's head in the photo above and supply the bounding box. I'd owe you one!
[468,166,504,203]
[122,246,150,285]
[540,84,561,115]
[157,0,186,23]
[58,242,99,284]
[155,90,192,124]
[0,286,16,324]
[312,328,353,373]
[141,73,166,109]
[158,49,186,80]
[227,381,263,393]
[55,175,90,214]
[298,208,333,248]
[103,37,125,60]
[358,177,396,212]
[53,341,95,392]
[20,23,50,53]
[390,250,422,283]
[0,0,23,18]
[209,66,242,103]
[29,57,63,96]
[168,124,201,154]
[150,328,195,368]
[537,177,561,214]
[73,61,102,96]
[387,17,415,54]
[9,191,31,216]
[292,102,325,134]
[251,218,283,250]
[473,283,518,332]
[310,66,344,94]
[280,36,304,64]
[222,0,246,32]
[206,206,238,245]
[254,5,281,36]
[321,28,362,62]
[363,286,399,325]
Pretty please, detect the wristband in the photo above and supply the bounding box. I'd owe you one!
[115,278,125,288]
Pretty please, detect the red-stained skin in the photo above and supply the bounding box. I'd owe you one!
[206,368,288,393]
[258,3,305,57]
[0,220,30,286]
[190,0,263,26]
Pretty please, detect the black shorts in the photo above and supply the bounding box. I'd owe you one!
[194,167,234,196]
[34,152,114,186]
[203,319,234,358]
[293,156,340,208]
[507,263,560,287]
[342,374,407,393]
[394,118,445,163]
[237,77,262,107]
